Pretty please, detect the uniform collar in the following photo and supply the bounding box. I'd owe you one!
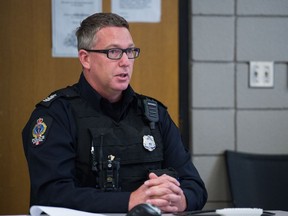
[76,73,137,120]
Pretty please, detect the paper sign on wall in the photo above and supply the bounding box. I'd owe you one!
[52,0,102,57]
[111,0,161,23]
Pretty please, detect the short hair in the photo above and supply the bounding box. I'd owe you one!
[75,13,129,50]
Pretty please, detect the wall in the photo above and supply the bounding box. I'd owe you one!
[190,0,288,209]
[0,0,178,214]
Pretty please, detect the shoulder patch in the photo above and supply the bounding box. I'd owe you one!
[30,116,53,147]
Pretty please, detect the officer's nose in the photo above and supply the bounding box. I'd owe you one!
[119,52,131,66]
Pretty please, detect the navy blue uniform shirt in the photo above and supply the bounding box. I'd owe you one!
[22,74,207,213]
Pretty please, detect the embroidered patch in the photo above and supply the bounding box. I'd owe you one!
[143,135,156,151]
[32,118,47,146]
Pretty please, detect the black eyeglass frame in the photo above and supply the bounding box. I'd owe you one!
[83,47,140,60]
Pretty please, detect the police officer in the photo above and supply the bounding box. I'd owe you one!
[22,13,207,213]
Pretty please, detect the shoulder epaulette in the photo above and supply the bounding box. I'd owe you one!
[37,86,79,107]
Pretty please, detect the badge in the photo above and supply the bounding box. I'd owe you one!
[143,135,156,151]
[32,118,47,146]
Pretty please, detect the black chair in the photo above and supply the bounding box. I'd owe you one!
[225,150,288,210]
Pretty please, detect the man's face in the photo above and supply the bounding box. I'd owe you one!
[80,27,135,101]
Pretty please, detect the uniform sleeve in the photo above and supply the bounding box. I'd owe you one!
[158,106,208,210]
[22,101,131,213]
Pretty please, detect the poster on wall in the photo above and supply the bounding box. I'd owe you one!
[111,0,161,23]
[52,0,102,57]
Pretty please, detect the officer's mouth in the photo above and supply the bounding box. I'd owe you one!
[116,73,129,78]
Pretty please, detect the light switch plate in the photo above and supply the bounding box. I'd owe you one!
[249,61,274,88]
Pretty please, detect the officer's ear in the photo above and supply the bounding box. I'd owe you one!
[78,49,91,70]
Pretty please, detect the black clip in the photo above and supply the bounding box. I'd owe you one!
[143,98,159,129]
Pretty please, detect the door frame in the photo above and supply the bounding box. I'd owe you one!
[179,0,190,150]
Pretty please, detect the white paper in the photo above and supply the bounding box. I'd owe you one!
[111,0,161,23]
[30,205,106,216]
[52,0,102,57]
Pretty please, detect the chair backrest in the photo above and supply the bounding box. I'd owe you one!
[225,150,288,210]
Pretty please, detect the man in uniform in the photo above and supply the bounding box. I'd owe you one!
[22,13,207,213]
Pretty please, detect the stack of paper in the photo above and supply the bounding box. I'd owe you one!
[30,205,106,216]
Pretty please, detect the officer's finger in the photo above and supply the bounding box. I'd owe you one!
[145,174,180,187]
[148,172,159,180]
[146,198,179,213]
[146,181,182,198]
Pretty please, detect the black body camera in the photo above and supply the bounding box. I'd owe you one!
[91,141,121,191]
[98,155,120,191]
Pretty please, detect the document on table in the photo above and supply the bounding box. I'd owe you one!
[30,205,106,216]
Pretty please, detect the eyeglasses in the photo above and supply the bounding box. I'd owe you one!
[84,47,140,60]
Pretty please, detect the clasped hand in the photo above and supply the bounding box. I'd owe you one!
[129,173,187,213]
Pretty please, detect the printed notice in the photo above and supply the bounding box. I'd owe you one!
[52,0,102,57]
[111,0,161,23]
